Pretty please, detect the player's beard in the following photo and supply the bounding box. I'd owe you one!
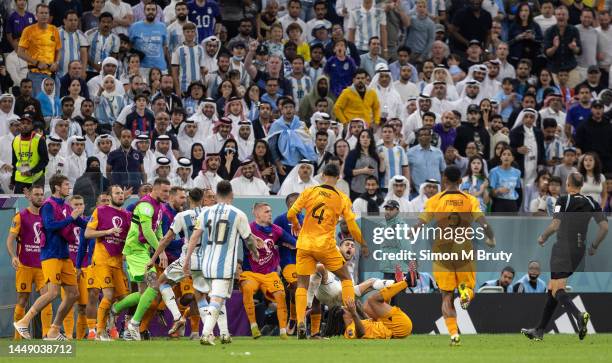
[177,14,187,22]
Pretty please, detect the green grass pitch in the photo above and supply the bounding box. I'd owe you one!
[4,335,612,363]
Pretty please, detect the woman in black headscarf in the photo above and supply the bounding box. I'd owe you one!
[73,156,110,214]
[190,142,205,179]
[218,139,241,180]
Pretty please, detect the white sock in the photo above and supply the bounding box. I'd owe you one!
[160,283,182,321]
[373,279,395,290]
[279,328,286,335]
[197,298,209,325]
[202,302,220,337]
[217,303,229,336]
[250,322,258,329]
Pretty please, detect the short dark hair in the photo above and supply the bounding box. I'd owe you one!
[286,23,303,35]
[61,97,75,106]
[322,163,340,178]
[354,69,369,79]
[397,46,412,55]
[286,192,300,206]
[315,98,328,106]
[422,111,436,121]
[365,175,379,184]
[49,174,69,194]
[216,180,233,197]
[502,266,515,276]
[153,177,171,186]
[443,165,462,183]
[542,118,557,129]
[20,79,33,86]
[188,187,204,202]
[549,176,562,185]
[99,11,114,21]
[368,36,380,45]
[315,131,328,139]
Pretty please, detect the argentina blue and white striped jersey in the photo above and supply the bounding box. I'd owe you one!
[171,206,204,269]
[199,203,251,279]
[171,44,206,94]
[377,144,408,187]
[288,74,312,111]
[85,29,120,72]
[306,65,324,84]
[347,6,387,51]
[167,21,187,55]
[58,28,89,77]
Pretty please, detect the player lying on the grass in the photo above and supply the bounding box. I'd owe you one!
[522,173,608,342]
[307,239,396,338]
[239,202,296,340]
[409,166,495,346]
[287,163,368,339]
[324,269,418,339]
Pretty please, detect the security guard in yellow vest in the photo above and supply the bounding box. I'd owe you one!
[11,114,49,194]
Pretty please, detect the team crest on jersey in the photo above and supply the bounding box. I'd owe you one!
[343,63,349,70]
[207,8,212,14]
[133,153,140,160]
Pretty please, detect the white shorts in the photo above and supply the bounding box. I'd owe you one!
[164,258,187,283]
[200,278,233,299]
[164,257,207,294]
[316,280,343,307]
[307,273,342,308]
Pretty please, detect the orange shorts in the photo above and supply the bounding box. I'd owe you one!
[77,266,97,305]
[92,263,129,297]
[41,258,77,286]
[179,276,195,297]
[239,271,284,301]
[380,306,412,338]
[282,264,297,284]
[296,247,345,276]
[16,264,46,293]
[433,262,476,292]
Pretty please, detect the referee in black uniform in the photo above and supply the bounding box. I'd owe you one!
[522,173,608,341]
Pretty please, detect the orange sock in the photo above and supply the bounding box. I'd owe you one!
[380,281,408,302]
[445,317,458,336]
[182,307,191,319]
[76,313,88,339]
[189,315,200,334]
[241,282,257,325]
[87,318,96,331]
[63,305,75,339]
[289,298,296,321]
[140,300,159,332]
[14,305,25,340]
[274,293,288,329]
[41,304,53,337]
[96,298,111,332]
[340,280,355,306]
[295,287,307,326]
[310,313,321,336]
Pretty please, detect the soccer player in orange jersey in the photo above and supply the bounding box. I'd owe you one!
[287,163,368,339]
[413,166,495,346]
[7,186,53,339]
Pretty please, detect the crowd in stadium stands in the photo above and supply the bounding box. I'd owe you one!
[0,0,610,216]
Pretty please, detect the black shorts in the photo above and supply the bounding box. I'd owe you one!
[550,247,585,280]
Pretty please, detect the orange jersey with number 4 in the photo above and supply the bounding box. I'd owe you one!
[289,185,356,251]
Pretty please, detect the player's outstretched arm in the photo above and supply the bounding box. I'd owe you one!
[475,215,496,247]
[589,220,609,255]
[245,234,263,261]
[345,218,368,257]
[148,230,175,266]
[346,299,365,338]
[183,228,203,276]
[539,218,561,246]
